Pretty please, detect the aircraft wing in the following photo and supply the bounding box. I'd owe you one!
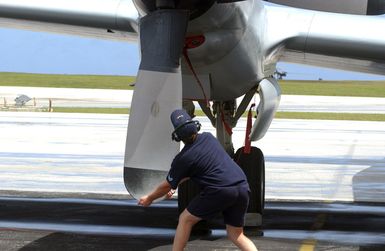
[264,0,385,15]
[263,4,385,76]
[0,0,139,41]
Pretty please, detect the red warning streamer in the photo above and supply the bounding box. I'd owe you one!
[220,108,233,136]
[183,35,209,107]
[244,103,256,154]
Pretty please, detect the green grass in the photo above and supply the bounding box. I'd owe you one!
[27,107,384,121]
[1,72,384,120]
[0,72,135,90]
[185,110,380,121]
[1,72,385,97]
[275,112,385,121]
[279,80,385,97]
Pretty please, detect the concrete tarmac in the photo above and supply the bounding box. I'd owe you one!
[0,112,384,202]
[0,109,384,250]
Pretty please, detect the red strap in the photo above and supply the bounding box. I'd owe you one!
[182,47,210,107]
[220,108,233,136]
[244,104,255,154]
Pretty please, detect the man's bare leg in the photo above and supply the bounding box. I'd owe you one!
[226,225,258,251]
[173,209,201,251]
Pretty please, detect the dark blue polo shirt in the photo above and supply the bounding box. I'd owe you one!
[167,132,248,190]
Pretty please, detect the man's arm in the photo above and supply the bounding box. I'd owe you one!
[165,177,190,199]
[138,180,172,207]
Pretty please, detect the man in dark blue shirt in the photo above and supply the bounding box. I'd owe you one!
[139,109,257,251]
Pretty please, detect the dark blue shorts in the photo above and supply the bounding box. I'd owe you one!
[187,184,250,227]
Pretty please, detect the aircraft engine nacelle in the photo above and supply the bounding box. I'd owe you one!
[133,0,246,18]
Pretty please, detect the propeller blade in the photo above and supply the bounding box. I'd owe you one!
[123,9,189,200]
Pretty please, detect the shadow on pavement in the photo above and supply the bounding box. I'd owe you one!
[353,158,385,203]
[18,232,173,251]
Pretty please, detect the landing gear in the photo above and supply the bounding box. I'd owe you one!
[234,146,265,224]
[178,93,265,227]
[177,78,281,227]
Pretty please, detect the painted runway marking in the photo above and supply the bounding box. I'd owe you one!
[299,213,327,251]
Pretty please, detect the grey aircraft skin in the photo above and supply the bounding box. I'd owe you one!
[1,0,385,225]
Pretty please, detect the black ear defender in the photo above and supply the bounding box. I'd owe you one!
[171,120,201,142]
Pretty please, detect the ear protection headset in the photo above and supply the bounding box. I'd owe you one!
[171,120,201,142]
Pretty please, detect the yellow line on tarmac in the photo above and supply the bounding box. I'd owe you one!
[298,213,328,251]
[299,239,316,251]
